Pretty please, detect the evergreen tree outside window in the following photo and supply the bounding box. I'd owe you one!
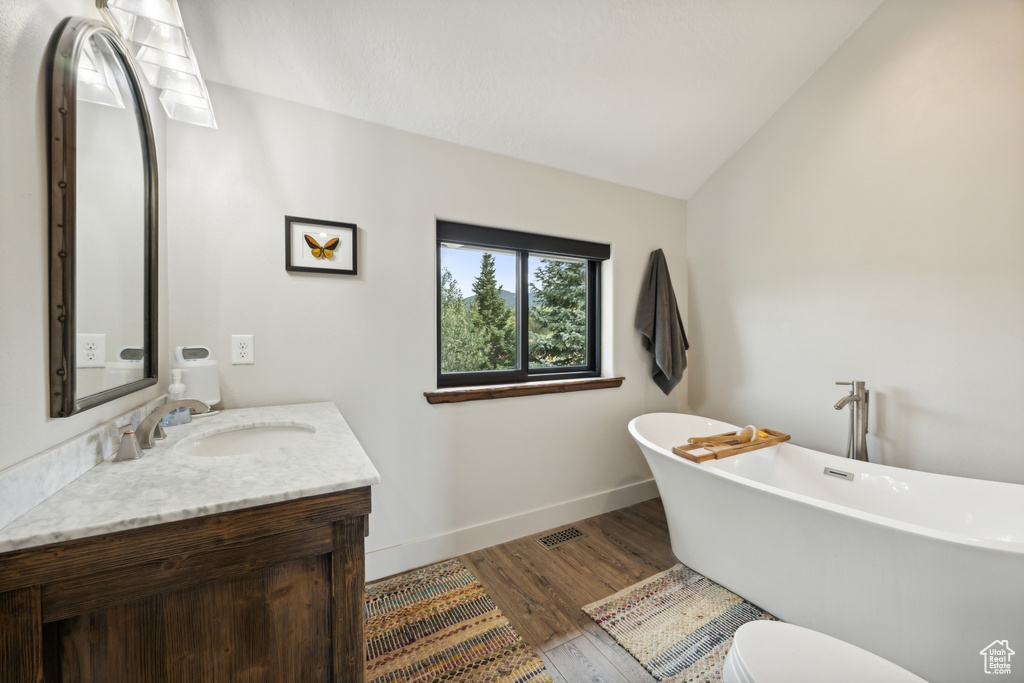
[529,255,587,368]
[436,220,609,387]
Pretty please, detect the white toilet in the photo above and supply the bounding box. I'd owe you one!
[723,621,928,683]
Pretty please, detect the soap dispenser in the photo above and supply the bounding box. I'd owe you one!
[162,369,192,427]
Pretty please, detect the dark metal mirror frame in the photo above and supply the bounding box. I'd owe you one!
[49,17,159,417]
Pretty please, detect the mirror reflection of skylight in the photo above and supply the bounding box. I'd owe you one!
[77,37,126,108]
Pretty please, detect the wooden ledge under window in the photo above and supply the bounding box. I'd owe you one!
[424,377,625,404]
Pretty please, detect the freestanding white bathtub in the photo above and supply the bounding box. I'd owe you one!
[629,412,1024,683]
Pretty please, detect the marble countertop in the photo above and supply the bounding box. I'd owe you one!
[0,402,380,553]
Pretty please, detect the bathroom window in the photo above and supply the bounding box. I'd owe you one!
[436,220,609,388]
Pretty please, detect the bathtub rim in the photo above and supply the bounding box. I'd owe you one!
[629,412,1023,555]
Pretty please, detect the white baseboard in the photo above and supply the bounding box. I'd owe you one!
[365,479,659,581]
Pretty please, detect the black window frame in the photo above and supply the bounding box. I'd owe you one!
[436,220,610,388]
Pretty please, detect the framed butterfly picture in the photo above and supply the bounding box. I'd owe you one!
[284,215,358,275]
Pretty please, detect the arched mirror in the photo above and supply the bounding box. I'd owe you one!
[49,17,158,417]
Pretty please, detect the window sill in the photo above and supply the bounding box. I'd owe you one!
[424,376,625,404]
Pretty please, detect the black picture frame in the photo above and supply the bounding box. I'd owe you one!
[285,215,358,275]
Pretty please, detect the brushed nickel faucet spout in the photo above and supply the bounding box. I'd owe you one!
[136,399,211,449]
[834,381,869,461]
[834,394,861,410]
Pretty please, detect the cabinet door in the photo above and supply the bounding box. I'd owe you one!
[0,587,44,683]
[54,556,332,683]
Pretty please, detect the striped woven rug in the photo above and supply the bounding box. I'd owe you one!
[583,564,776,682]
[365,558,553,683]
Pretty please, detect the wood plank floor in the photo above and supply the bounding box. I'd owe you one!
[458,498,678,683]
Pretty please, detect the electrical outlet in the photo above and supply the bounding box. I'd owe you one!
[76,333,106,368]
[231,334,254,365]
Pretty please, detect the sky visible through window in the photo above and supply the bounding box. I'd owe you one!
[442,246,576,296]
[441,246,517,295]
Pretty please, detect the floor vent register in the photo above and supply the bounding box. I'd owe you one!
[536,526,587,549]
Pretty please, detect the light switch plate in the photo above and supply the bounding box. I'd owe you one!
[76,333,106,367]
[231,334,254,365]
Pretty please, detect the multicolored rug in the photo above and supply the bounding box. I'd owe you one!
[582,564,776,682]
[365,558,553,682]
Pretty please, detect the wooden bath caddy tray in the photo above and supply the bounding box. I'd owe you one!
[672,428,791,463]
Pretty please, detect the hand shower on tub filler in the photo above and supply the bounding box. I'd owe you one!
[834,380,868,461]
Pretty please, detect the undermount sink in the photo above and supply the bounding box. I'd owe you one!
[176,423,317,457]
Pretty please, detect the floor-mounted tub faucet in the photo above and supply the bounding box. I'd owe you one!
[834,381,869,461]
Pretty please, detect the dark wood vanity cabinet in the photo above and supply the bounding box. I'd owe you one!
[0,487,370,682]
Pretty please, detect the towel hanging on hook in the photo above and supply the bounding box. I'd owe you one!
[635,249,689,395]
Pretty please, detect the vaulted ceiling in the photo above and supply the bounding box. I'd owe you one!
[179,0,884,199]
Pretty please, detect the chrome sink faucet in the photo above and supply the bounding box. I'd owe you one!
[834,381,869,461]
[135,399,211,449]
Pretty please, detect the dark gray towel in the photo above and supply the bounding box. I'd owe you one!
[635,249,689,395]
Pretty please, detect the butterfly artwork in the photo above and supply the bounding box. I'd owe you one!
[286,216,357,275]
[304,233,340,260]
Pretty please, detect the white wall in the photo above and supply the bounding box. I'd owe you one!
[166,84,688,578]
[687,0,1024,483]
[0,1,169,472]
